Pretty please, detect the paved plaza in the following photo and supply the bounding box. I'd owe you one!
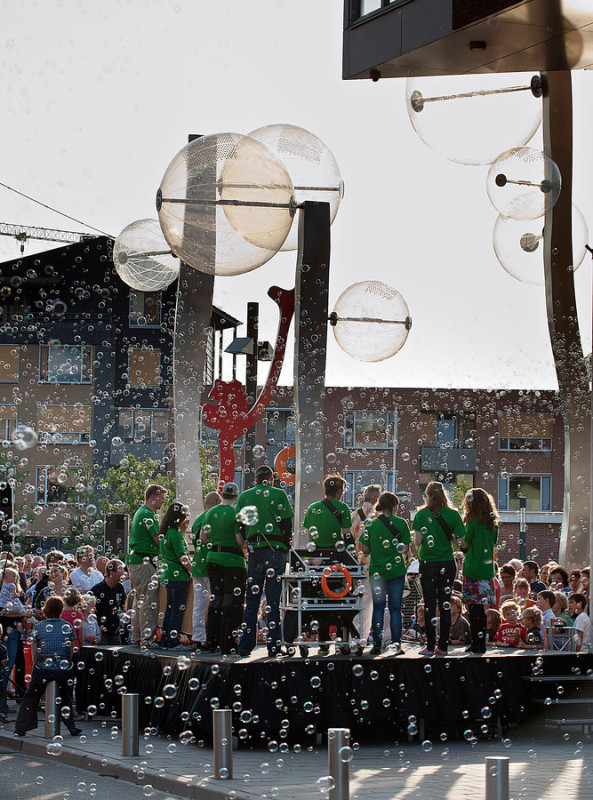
[1,712,592,800]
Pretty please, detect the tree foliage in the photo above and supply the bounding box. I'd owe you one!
[100,443,219,517]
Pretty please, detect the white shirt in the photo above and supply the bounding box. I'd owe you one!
[574,611,591,649]
[70,567,104,592]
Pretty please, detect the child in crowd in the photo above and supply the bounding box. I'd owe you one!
[536,590,557,639]
[0,623,8,723]
[402,602,426,642]
[568,593,591,652]
[552,591,574,627]
[61,588,84,652]
[486,608,501,642]
[494,601,526,647]
[448,595,471,646]
[82,594,101,646]
[0,568,27,614]
[521,607,544,647]
[514,578,536,609]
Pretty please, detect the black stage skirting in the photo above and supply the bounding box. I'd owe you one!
[74,647,593,745]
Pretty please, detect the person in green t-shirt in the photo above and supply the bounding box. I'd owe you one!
[460,487,499,654]
[412,481,465,656]
[236,466,293,658]
[127,483,167,649]
[158,502,192,649]
[304,474,356,655]
[303,477,353,551]
[190,491,221,650]
[360,491,411,655]
[201,482,246,655]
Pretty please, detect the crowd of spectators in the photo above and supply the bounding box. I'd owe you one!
[0,546,127,724]
[402,556,591,652]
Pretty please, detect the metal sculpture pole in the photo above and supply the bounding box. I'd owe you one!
[244,301,259,487]
[293,201,331,546]
[173,134,215,521]
[542,71,591,570]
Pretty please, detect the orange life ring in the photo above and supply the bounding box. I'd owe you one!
[274,444,296,485]
[321,563,352,599]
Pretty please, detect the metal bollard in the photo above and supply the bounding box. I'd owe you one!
[122,693,139,756]
[485,756,509,800]
[328,727,350,800]
[45,681,60,738]
[213,708,233,779]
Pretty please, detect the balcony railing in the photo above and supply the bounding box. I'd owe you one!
[420,447,476,473]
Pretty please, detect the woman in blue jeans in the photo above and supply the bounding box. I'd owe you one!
[412,482,465,656]
[359,492,411,655]
[158,502,192,649]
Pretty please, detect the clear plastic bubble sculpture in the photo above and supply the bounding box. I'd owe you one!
[113,219,180,291]
[486,148,561,220]
[493,204,588,285]
[248,124,344,251]
[156,132,295,276]
[406,73,542,165]
[331,280,411,363]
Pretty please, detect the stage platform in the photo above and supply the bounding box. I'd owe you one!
[75,644,593,746]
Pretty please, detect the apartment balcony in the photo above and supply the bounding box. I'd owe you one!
[420,447,476,473]
[110,440,168,466]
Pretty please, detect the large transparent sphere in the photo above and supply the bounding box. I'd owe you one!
[332,281,411,363]
[249,124,344,251]
[406,73,542,165]
[157,132,294,276]
[486,148,561,220]
[493,205,588,285]
[113,219,180,291]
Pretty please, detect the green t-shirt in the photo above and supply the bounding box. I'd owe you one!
[159,527,189,582]
[359,514,411,579]
[461,519,498,580]
[204,504,246,569]
[235,485,293,551]
[191,511,208,578]
[413,506,464,562]
[126,505,159,565]
[304,499,352,548]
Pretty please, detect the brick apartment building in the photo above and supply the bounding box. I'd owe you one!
[0,237,565,563]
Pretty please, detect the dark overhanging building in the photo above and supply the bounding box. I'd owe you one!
[343,1,593,81]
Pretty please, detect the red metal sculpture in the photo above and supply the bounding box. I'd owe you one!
[202,286,295,489]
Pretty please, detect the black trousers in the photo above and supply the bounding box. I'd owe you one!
[468,604,487,653]
[206,562,246,654]
[15,664,78,734]
[419,560,456,651]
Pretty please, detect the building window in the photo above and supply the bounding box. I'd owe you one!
[128,348,160,387]
[36,465,89,505]
[266,408,296,445]
[0,345,19,382]
[0,403,17,442]
[498,474,552,512]
[344,410,395,449]
[38,404,91,444]
[39,345,92,384]
[350,0,403,21]
[343,469,395,508]
[499,413,552,451]
[117,408,168,443]
[129,291,161,327]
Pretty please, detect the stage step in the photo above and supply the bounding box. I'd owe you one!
[522,674,593,683]
[545,718,593,731]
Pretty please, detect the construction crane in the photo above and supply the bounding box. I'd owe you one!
[0,223,96,254]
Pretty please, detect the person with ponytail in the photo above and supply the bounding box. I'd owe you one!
[412,481,464,656]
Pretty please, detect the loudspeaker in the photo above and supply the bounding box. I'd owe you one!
[0,482,13,546]
[104,513,129,556]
